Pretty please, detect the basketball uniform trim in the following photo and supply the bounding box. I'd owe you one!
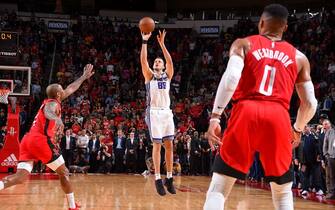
[46,136,61,164]
[44,118,50,136]
[44,119,61,164]
[212,155,246,180]
[264,165,293,185]
[162,135,174,140]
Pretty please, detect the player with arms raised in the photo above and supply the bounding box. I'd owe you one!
[141,30,176,196]
[203,4,317,210]
[0,64,94,210]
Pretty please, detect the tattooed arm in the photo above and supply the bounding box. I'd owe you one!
[43,101,64,135]
[62,64,95,101]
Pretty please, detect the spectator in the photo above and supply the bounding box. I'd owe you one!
[200,133,211,175]
[249,152,264,182]
[323,120,335,199]
[113,129,126,173]
[60,129,77,168]
[77,130,89,159]
[125,131,138,173]
[137,133,147,173]
[300,126,323,196]
[88,134,101,173]
[177,133,189,175]
[190,131,201,175]
[319,119,332,192]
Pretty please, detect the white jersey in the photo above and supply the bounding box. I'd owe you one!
[145,72,171,109]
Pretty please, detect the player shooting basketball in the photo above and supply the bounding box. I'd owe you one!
[140,29,176,196]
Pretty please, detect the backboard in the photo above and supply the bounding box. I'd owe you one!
[0,66,31,96]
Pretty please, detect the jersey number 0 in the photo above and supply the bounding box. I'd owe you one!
[259,65,276,96]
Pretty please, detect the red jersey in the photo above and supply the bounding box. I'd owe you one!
[233,35,298,110]
[29,99,61,138]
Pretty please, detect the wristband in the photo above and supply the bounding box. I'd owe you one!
[210,118,220,124]
[142,40,148,44]
[293,124,302,134]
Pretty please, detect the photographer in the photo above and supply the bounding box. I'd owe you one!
[137,133,147,173]
[190,131,201,175]
[177,132,189,175]
[97,143,112,174]
[200,132,211,175]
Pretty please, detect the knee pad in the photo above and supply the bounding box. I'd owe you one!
[46,156,65,171]
[17,162,33,173]
[208,173,236,198]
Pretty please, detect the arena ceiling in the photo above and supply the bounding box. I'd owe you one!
[1,0,334,14]
[167,0,333,11]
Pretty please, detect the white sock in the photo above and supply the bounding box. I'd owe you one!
[66,192,76,209]
[155,173,161,180]
[167,172,173,179]
[0,181,4,190]
[203,192,225,210]
[270,182,293,210]
[203,173,236,210]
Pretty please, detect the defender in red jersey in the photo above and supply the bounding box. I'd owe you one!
[0,64,94,210]
[203,4,317,210]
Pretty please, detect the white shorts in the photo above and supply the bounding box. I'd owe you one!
[145,108,175,143]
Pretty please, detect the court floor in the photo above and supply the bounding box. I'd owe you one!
[0,174,333,210]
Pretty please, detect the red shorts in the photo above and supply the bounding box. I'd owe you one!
[19,133,60,164]
[213,100,293,183]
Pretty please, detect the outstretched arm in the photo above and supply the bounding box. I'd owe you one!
[157,30,174,80]
[43,101,63,135]
[140,32,154,83]
[62,64,94,100]
[206,38,249,149]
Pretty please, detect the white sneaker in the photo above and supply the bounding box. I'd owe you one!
[141,170,150,176]
[316,190,324,196]
[301,190,308,196]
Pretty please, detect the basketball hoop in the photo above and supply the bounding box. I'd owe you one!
[0,89,10,104]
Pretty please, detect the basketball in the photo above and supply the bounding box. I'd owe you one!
[139,17,155,33]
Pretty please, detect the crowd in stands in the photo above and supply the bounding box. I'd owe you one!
[0,8,335,198]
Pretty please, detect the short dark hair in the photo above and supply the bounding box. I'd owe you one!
[155,57,165,63]
[263,4,289,21]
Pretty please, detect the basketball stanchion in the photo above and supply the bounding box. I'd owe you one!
[0,90,20,173]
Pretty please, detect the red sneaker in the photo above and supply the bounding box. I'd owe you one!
[68,203,81,210]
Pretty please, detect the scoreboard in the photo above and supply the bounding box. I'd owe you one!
[0,31,18,58]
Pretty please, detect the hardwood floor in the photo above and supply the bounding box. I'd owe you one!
[0,174,333,210]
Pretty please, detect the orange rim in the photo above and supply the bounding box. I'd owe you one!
[0,89,10,96]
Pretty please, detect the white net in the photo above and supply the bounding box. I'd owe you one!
[0,89,10,104]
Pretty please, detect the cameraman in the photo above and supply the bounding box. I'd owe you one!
[190,131,201,175]
[97,143,112,174]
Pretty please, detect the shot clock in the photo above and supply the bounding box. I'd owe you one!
[0,31,18,58]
